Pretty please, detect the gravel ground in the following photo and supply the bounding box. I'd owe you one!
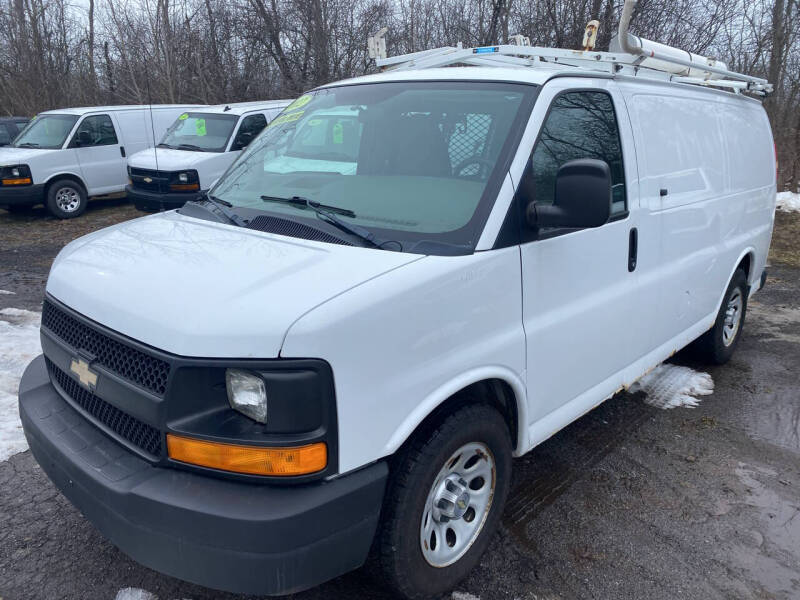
[1,204,799,600]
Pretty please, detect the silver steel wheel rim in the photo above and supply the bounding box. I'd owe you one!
[722,288,743,346]
[55,186,81,212]
[420,442,496,568]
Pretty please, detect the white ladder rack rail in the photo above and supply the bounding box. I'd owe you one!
[373,44,773,96]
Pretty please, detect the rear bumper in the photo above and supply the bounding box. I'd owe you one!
[19,355,387,595]
[0,183,45,206]
[126,185,203,212]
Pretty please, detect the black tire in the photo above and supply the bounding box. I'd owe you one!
[691,268,748,365]
[377,403,512,600]
[46,179,87,219]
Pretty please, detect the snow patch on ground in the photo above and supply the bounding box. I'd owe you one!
[115,589,158,600]
[452,593,481,600]
[631,363,714,409]
[0,308,41,461]
[0,289,15,295]
[776,191,800,212]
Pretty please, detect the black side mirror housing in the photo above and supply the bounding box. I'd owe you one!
[233,131,254,150]
[526,159,613,230]
[76,130,92,147]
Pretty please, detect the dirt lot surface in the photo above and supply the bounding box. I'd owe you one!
[1,204,799,600]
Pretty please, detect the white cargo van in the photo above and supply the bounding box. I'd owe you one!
[0,104,202,218]
[126,100,291,212]
[19,7,775,599]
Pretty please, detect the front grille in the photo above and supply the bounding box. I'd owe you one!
[129,167,169,193]
[42,300,171,396]
[247,215,354,246]
[46,358,163,456]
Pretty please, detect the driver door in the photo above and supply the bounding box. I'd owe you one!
[71,113,127,195]
[521,80,645,438]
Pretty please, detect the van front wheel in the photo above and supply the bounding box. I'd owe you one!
[692,268,748,365]
[377,404,512,599]
[46,180,87,219]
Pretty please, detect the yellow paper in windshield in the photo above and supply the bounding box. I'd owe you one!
[195,119,207,136]
[332,122,343,144]
[268,111,304,129]
[179,113,188,120]
[286,94,312,111]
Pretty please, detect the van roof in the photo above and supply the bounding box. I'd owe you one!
[323,66,557,89]
[198,100,294,116]
[38,104,206,116]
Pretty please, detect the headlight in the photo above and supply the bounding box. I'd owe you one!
[178,172,188,183]
[1,164,32,186]
[169,170,199,192]
[226,369,267,423]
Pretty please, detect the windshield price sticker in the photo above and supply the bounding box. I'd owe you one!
[286,94,312,112]
[179,113,189,120]
[268,111,304,129]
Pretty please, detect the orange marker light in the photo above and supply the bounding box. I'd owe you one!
[166,434,327,476]
[169,183,200,191]
[2,177,32,185]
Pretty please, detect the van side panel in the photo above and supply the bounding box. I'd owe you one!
[114,109,150,156]
[281,243,527,474]
[620,82,774,353]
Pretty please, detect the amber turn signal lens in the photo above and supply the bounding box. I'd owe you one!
[166,434,327,476]
[2,177,32,185]
[169,183,200,191]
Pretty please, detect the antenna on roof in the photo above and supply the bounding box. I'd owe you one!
[224,105,231,112]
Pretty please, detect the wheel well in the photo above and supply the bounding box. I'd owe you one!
[46,174,86,196]
[402,379,520,454]
[736,253,752,282]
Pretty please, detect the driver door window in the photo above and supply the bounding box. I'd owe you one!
[231,114,267,151]
[70,114,118,147]
[530,91,626,227]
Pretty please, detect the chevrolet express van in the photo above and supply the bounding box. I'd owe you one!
[126,100,291,212]
[19,22,775,600]
[0,104,202,218]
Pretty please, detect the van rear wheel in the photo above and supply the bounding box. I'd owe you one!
[692,268,748,365]
[377,403,512,599]
[46,179,87,219]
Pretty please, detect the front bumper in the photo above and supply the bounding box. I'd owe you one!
[0,183,45,206]
[19,355,387,595]
[126,185,203,212]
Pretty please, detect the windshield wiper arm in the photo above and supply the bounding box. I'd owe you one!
[260,195,355,218]
[261,195,400,250]
[16,142,40,148]
[157,142,173,149]
[189,193,248,227]
[177,143,206,152]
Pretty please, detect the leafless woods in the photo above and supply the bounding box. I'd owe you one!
[0,0,798,189]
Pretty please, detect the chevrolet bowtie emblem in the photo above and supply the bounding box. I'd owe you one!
[143,177,153,183]
[70,358,98,390]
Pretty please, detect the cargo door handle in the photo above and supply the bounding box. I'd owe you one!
[120,146,126,157]
[628,227,638,272]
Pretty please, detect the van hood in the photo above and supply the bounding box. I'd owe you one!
[0,147,60,165]
[129,147,212,170]
[46,211,422,358]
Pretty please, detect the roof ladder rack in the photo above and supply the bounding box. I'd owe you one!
[366,0,772,96]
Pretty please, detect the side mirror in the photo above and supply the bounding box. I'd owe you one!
[76,130,92,147]
[233,131,254,150]
[526,159,612,230]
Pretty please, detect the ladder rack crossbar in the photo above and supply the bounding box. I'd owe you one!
[374,44,771,95]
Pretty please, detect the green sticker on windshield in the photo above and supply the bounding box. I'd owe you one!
[179,113,188,120]
[268,111,304,128]
[332,122,343,144]
[195,118,207,136]
[286,94,312,112]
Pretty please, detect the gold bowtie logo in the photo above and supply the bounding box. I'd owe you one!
[143,177,153,183]
[70,358,98,389]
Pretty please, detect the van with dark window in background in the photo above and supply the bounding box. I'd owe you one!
[126,100,291,213]
[18,5,776,598]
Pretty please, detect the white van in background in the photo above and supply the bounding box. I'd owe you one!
[126,100,291,212]
[0,105,203,218]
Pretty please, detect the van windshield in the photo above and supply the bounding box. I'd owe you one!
[211,81,535,253]
[159,112,239,152]
[12,114,79,149]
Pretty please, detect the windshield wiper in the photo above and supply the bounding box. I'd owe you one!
[177,143,206,152]
[157,143,173,149]
[261,195,400,250]
[16,142,40,148]
[260,195,355,218]
[188,193,248,227]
